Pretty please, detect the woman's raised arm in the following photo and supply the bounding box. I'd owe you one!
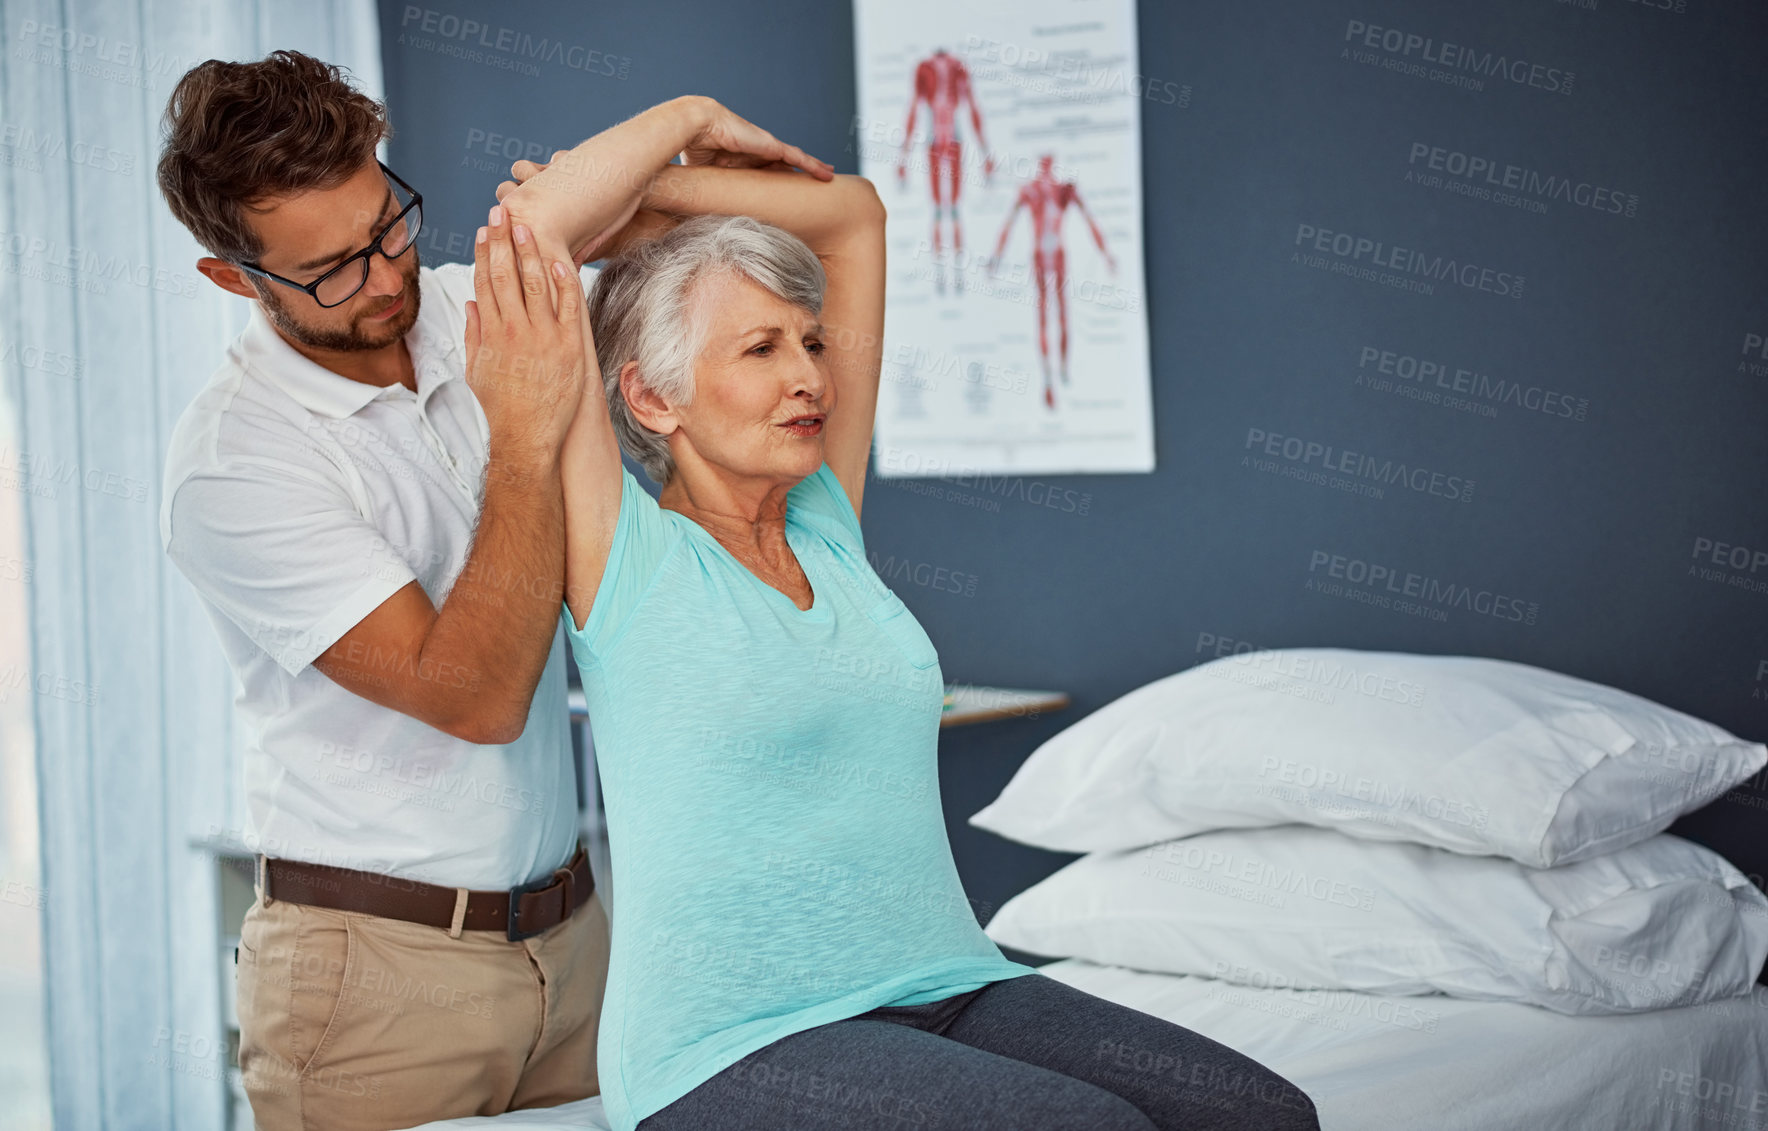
[554,264,621,636]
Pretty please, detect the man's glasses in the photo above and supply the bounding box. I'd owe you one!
[237,161,424,309]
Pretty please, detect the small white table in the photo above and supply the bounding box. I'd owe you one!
[565,685,1073,729]
[939,684,1071,728]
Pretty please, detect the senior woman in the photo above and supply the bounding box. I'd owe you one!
[481,115,1319,1131]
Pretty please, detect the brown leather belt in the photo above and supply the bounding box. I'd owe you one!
[263,844,594,942]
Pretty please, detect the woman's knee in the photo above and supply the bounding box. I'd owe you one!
[1240,1070,1320,1131]
[1058,1089,1158,1131]
[1149,1058,1319,1131]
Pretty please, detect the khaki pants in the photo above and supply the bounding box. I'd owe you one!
[235,880,609,1131]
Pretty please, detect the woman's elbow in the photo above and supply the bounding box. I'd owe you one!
[838,174,887,231]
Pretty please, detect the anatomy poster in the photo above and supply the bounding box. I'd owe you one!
[853,0,1156,477]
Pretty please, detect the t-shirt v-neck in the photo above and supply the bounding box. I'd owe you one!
[662,500,832,621]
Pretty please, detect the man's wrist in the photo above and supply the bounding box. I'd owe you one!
[485,439,562,487]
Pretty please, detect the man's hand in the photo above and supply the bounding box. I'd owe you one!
[496,175,683,264]
[496,172,683,264]
[464,206,596,461]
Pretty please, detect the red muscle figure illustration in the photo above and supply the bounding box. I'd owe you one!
[896,47,993,294]
[988,153,1116,409]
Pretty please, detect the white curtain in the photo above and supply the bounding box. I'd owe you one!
[0,2,381,1127]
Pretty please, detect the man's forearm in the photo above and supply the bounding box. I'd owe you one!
[417,446,565,744]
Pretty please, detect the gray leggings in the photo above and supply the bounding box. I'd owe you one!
[638,971,1321,1131]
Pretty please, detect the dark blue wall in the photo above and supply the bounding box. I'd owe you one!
[377,0,1768,934]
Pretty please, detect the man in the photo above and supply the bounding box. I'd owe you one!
[156,49,830,1129]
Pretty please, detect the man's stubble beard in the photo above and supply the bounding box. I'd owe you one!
[257,253,423,353]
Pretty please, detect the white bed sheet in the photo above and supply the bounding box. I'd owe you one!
[398,962,1768,1131]
[1042,959,1768,1131]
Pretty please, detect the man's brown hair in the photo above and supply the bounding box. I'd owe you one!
[157,49,391,264]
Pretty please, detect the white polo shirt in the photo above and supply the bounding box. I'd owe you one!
[161,261,598,891]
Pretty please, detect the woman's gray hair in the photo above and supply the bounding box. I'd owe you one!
[585,213,826,484]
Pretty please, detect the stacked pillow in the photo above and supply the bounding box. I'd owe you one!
[975,649,1768,1014]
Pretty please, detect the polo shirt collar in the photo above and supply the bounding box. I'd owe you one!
[240,269,463,419]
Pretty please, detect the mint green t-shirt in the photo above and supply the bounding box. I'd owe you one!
[565,460,1038,1131]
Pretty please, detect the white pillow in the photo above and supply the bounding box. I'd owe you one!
[970,649,1766,866]
[984,826,1768,1015]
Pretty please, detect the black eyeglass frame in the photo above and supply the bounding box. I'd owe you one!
[236,161,423,309]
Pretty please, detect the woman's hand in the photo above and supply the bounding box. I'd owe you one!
[464,206,597,462]
[675,95,833,179]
